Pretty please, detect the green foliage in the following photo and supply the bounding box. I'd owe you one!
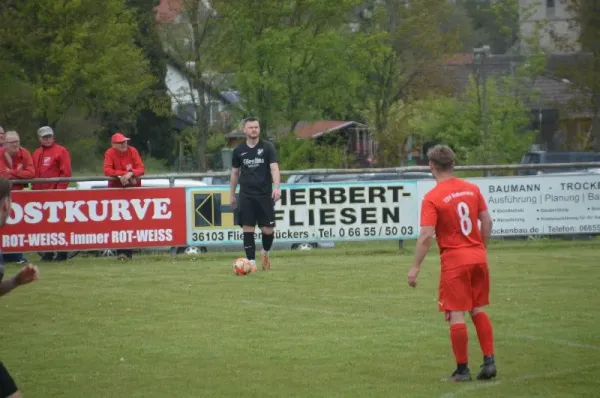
[460,0,519,54]
[68,136,103,174]
[121,0,176,160]
[553,0,600,151]
[157,0,226,171]
[212,0,364,131]
[358,0,466,165]
[410,75,537,165]
[0,0,155,127]
[207,133,227,155]
[274,134,350,171]
[361,101,415,167]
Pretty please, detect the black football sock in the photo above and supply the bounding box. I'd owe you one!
[262,232,274,252]
[243,232,255,261]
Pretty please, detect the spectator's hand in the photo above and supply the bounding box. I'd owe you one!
[15,263,39,286]
[119,175,129,185]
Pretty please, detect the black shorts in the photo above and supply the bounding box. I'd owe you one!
[237,194,276,228]
[0,361,18,398]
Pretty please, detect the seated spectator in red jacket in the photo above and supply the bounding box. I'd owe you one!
[104,132,145,189]
[32,126,73,262]
[32,126,72,191]
[0,131,35,190]
[103,132,145,260]
[0,130,33,265]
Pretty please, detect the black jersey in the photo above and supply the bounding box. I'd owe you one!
[232,140,278,197]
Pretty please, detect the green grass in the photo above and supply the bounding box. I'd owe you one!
[2,239,600,397]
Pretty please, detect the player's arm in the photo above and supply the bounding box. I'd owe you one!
[479,211,492,247]
[408,198,437,287]
[477,189,492,247]
[412,226,435,270]
[270,162,280,190]
[229,167,240,194]
[229,149,241,204]
[0,276,19,296]
[0,264,39,297]
[268,143,281,201]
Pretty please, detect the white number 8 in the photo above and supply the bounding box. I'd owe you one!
[457,201,472,236]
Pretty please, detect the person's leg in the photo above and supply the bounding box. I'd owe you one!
[116,250,132,260]
[470,263,496,380]
[55,251,68,261]
[8,253,28,265]
[0,361,21,398]
[41,252,55,262]
[257,196,276,271]
[238,195,257,268]
[439,267,473,382]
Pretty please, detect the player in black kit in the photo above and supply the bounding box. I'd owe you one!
[230,118,281,271]
[0,178,40,398]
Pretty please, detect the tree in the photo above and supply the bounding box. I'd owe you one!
[361,100,414,167]
[274,134,351,171]
[551,0,600,151]
[460,0,520,54]
[357,0,468,166]
[157,0,227,171]
[0,0,155,130]
[409,75,537,165]
[212,0,365,133]
[124,0,176,161]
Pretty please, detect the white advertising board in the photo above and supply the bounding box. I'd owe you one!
[185,181,420,245]
[416,174,600,236]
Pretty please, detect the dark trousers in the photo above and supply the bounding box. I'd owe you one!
[117,249,133,259]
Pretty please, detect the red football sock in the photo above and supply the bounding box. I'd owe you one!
[450,323,469,365]
[472,312,494,356]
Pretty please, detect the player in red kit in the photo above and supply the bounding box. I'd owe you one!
[408,144,497,382]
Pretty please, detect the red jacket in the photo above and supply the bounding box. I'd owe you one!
[0,147,35,190]
[32,143,72,190]
[104,146,145,188]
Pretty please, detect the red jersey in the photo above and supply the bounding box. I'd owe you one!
[0,147,35,190]
[103,146,145,188]
[32,143,72,190]
[420,177,488,269]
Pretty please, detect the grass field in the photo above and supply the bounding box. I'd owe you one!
[2,239,600,398]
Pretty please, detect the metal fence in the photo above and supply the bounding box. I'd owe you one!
[12,161,600,186]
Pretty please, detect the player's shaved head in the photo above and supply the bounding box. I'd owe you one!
[242,117,259,126]
[428,144,455,172]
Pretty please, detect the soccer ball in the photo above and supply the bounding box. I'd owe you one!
[232,258,256,275]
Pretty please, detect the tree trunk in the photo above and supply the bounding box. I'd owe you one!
[196,96,208,172]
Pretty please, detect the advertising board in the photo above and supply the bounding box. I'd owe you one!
[1,188,188,253]
[185,181,420,245]
[2,173,598,254]
[417,173,600,236]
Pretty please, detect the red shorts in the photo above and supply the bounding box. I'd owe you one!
[438,263,490,312]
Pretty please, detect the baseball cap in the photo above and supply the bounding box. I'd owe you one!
[111,132,130,144]
[38,126,54,137]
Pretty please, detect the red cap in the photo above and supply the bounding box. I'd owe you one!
[111,132,130,144]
